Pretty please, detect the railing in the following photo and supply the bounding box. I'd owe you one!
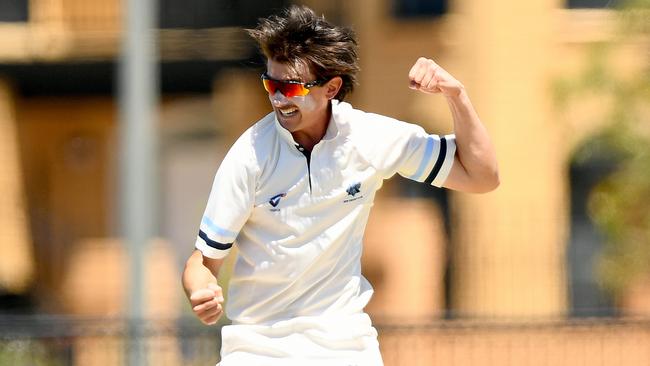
[2,315,650,366]
[0,316,222,366]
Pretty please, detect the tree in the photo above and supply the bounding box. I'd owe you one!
[560,0,650,297]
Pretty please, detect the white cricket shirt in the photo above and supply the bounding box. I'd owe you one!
[195,100,455,363]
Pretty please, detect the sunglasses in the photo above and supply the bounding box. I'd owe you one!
[261,73,327,98]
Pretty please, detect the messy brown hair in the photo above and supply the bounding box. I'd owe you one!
[246,5,359,101]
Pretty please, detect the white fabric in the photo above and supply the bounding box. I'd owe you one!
[218,313,382,366]
[196,100,455,363]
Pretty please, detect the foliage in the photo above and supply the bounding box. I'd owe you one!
[0,340,64,366]
[587,126,650,294]
[562,0,650,296]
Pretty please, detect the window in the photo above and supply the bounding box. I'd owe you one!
[566,0,617,9]
[0,0,28,22]
[159,0,287,29]
[393,0,447,19]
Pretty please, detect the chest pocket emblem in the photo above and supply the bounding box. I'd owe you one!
[346,182,361,197]
[269,193,286,207]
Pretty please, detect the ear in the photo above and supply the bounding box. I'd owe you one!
[324,76,343,100]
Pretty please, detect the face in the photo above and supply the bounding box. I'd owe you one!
[265,59,339,138]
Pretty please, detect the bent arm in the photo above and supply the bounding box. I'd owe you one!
[182,249,224,297]
[182,249,226,325]
[443,89,500,193]
[408,57,499,193]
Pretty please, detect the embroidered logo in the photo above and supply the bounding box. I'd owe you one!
[346,182,361,197]
[344,182,363,203]
[269,193,286,208]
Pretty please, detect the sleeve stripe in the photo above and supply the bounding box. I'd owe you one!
[432,135,456,187]
[407,135,435,181]
[424,136,447,185]
[198,230,233,250]
[201,216,238,239]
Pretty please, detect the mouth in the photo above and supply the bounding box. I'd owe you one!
[277,106,299,118]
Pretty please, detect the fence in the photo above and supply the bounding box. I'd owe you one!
[379,317,650,366]
[2,315,650,366]
[0,316,221,366]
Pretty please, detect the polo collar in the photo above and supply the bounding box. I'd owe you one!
[274,115,298,146]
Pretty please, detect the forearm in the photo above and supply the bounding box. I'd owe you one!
[182,249,222,297]
[446,89,499,190]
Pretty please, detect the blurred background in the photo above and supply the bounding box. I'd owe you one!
[0,0,649,364]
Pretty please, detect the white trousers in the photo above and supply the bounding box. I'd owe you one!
[217,313,384,366]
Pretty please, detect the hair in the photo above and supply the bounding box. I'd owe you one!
[246,5,359,101]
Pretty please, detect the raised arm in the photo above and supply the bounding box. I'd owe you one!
[408,57,499,193]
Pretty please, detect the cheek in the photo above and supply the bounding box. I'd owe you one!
[291,94,318,112]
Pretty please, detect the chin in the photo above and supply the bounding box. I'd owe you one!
[276,112,301,132]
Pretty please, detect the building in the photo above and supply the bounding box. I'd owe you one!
[0,0,648,364]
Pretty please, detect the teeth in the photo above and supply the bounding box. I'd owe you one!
[280,107,298,116]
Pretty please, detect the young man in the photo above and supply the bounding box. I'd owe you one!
[182,5,498,365]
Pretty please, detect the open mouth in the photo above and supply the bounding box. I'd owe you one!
[278,106,299,117]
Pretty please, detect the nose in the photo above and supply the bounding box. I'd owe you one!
[270,90,289,106]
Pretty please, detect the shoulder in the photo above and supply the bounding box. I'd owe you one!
[226,112,276,171]
[233,111,274,144]
[336,102,423,143]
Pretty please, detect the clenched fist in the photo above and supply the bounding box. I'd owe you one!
[408,57,464,97]
[189,283,224,325]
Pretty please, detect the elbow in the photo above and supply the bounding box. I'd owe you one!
[470,167,500,194]
[481,167,500,193]
[485,170,500,192]
[449,157,500,193]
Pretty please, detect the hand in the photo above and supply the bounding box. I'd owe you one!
[408,57,464,97]
[189,283,224,325]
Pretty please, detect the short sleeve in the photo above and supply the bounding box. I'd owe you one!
[195,134,256,259]
[360,113,456,188]
[397,132,456,187]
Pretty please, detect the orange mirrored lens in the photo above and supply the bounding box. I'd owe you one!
[262,79,310,98]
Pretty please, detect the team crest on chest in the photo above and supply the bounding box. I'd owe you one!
[344,182,363,203]
[346,182,361,197]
